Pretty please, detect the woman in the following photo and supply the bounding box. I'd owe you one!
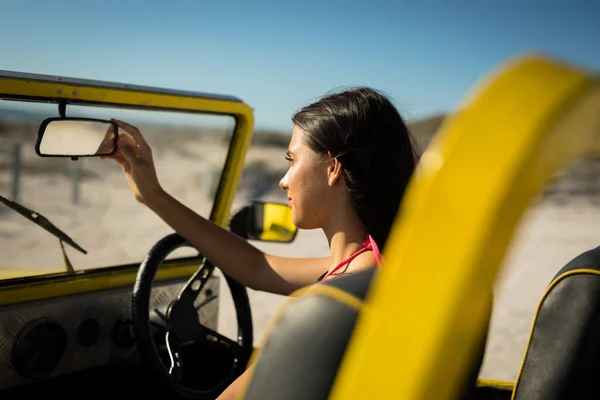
[104,86,418,398]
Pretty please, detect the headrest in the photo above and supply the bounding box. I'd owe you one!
[512,245,600,399]
[240,268,376,400]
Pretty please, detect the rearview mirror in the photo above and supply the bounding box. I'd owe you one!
[229,201,297,243]
[35,117,118,158]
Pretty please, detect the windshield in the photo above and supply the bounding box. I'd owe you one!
[0,100,235,280]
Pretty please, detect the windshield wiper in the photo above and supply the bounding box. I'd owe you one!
[0,194,87,254]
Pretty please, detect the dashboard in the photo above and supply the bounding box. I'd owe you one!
[0,276,219,392]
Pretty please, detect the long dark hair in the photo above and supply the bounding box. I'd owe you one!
[292,87,418,251]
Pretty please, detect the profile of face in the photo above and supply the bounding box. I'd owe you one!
[279,125,343,230]
[278,87,418,251]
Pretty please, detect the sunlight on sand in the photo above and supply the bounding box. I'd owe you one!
[2,127,600,382]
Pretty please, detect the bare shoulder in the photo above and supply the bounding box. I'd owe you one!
[322,251,377,281]
[347,251,378,273]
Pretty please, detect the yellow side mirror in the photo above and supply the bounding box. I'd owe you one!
[229,201,297,243]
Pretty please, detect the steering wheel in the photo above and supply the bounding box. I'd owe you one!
[131,233,254,399]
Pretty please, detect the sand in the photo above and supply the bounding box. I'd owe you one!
[1,128,600,384]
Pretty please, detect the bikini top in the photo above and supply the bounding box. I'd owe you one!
[317,234,383,282]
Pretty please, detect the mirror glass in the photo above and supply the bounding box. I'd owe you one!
[36,118,117,157]
[260,202,297,242]
[230,201,297,243]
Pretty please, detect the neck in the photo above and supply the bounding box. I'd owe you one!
[322,203,368,269]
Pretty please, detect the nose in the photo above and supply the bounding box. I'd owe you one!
[279,169,290,190]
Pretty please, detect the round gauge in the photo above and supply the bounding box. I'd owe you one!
[12,318,68,379]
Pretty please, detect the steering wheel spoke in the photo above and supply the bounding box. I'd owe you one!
[131,233,253,400]
[166,331,184,382]
[201,326,245,358]
[178,260,215,302]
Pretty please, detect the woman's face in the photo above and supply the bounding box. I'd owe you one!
[279,125,335,229]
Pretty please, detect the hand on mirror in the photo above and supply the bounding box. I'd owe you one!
[99,119,164,204]
[95,124,117,155]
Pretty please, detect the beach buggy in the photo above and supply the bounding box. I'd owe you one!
[0,53,599,399]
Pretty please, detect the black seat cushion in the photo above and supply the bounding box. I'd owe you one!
[241,268,490,400]
[512,245,600,400]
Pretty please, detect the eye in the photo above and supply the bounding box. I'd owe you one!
[285,155,293,163]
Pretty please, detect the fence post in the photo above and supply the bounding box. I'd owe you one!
[11,142,21,202]
[71,163,82,205]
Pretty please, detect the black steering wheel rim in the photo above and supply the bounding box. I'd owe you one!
[131,232,253,399]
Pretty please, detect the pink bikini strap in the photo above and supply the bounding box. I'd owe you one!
[321,234,383,281]
[367,234,384,266]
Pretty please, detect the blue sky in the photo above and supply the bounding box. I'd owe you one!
[1,1,598,131]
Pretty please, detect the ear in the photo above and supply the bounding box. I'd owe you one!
[327,151,343,187]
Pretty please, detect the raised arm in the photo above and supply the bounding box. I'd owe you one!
[102,119,330,295]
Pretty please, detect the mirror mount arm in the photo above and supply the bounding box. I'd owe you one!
[58,101,67,118]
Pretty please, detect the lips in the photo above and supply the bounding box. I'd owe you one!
[287,197,292,207]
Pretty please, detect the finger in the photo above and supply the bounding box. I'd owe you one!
[104,123,115,139]
[99,152,127,168]
[118,137,140,166]
[111,119,151,151]
[97,141,116,155]
[96,124,116,154]
[118,133,141,157]
[101,152,125,162]
[118,132,137,146]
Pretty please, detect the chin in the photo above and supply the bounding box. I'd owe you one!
[292,214,320,231]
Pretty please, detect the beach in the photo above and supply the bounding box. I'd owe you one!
[1,120,599,383]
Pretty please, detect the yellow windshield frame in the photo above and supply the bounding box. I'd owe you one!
[0,71,254,304]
